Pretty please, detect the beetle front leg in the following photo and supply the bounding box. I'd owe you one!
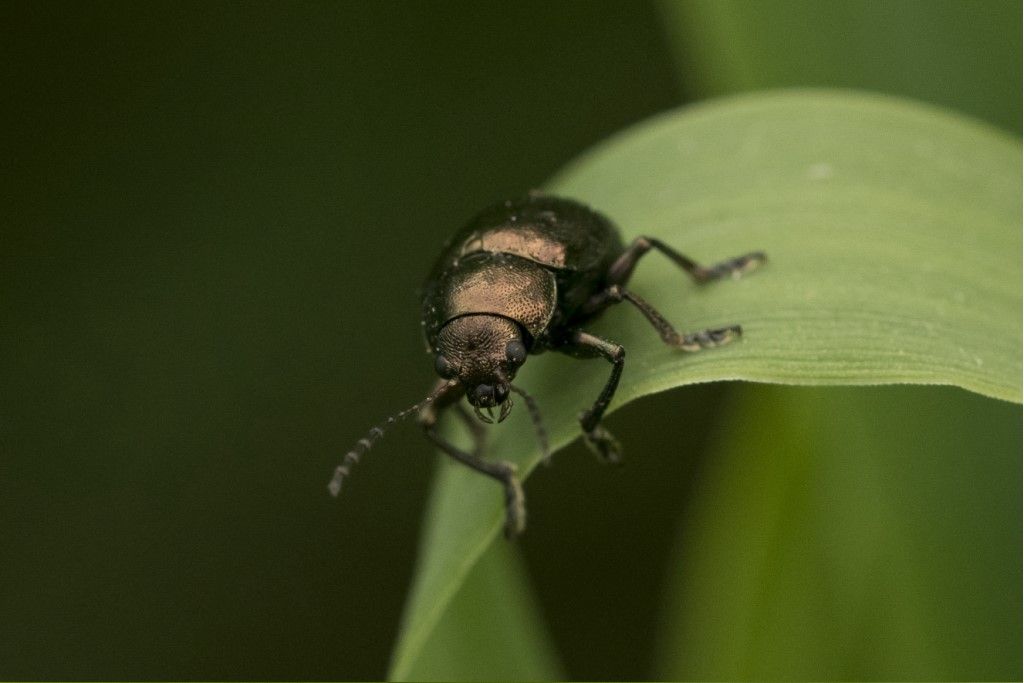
[559,330,626,464]
[452,403,487,458]
[608,236,765,286]
[418,380,526,538]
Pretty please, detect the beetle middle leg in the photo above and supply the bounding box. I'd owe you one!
[608,236,765,286]
[558,330,626,464]
[418,380,526,538]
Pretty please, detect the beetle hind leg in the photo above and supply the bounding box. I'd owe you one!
[608,236,765,286]
[584,285,744,352]
[619,286,743,351]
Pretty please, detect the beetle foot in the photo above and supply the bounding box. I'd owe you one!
[674,324,742,352]
[502,467,526,539]
[582,423,623,464]
[707,251,767,281]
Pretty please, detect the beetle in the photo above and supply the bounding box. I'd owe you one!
[329,192,764,537]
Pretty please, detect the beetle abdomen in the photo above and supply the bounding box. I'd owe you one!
[423,253,556,348]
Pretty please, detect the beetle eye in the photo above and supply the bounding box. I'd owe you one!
[434,354,456,379]
[505,339,527,366]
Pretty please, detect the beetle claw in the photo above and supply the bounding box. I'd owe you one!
[473,403,493,424]
[582,423,623,464]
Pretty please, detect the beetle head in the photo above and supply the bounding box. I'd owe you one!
[434,314,529,423]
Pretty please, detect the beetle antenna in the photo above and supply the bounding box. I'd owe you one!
[328,380,453,497]
[511,384,550,464]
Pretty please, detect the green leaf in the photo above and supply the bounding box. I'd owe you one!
[654,385,1022,679]
[391,538,562,681]
[388,91,1021,679]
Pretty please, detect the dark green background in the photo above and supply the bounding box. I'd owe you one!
[1,1,683,678]
[1,1,1019,679]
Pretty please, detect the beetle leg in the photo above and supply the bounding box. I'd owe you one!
[418,380,526,538]
[608,236,765,286]
[453,403,487,458]
[559,330,626,464]
[587,285,743,352]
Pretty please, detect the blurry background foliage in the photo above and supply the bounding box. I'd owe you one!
[0,1,1018,681]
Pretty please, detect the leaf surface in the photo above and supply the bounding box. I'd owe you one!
[654,385,1022,679]
[388,91,1022,679]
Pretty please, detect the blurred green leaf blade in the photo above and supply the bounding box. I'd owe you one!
[389,91,1022,678]
[658,0,1022,131]
[391,538,562,681]
[655,385,1021,679]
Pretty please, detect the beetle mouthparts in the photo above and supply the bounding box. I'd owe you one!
[473,403,494,424]
[498,398,513,423]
